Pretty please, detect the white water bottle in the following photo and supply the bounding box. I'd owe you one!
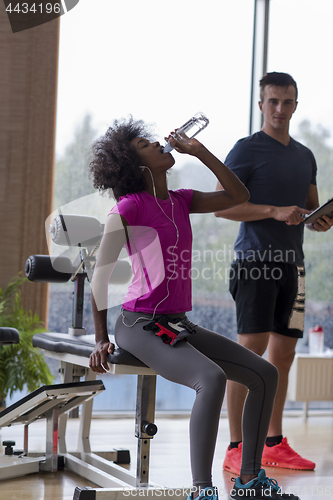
[309,325,324,354]
[163,112,209,153]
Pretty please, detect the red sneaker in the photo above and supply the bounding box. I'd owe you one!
[223,443,242,475]
[262,437,316,470]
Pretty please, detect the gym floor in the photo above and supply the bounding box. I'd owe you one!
[0,412,332,500]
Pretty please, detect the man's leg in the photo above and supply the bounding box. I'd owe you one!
[260,331,316,470]
[227,331,297,442]
[225,261,315,473]
[266,332,297,437]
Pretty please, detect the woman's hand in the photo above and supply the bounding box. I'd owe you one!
[164,130,203,156]
[89,341,114,373]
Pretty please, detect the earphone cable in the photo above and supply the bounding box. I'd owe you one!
[122,165,179,328]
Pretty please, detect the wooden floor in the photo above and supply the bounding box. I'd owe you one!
[0,413,332,500]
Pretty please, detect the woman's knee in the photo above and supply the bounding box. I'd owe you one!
[261,359,279,391]
[196,364,227,394]
[246,358,278,393]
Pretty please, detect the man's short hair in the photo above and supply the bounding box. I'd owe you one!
[259,72,298,102]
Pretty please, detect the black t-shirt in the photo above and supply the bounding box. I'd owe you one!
[224,131,317,265]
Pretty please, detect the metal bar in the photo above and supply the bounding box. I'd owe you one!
[19,398,58,423]
[249,0,270,134]
[58,360,71,453]
[72,273,85,329]
[23,424,29,455]
[249,0,258,134]
[135,375,157,487]
[77,452,137,487]
[262,0,270,77]
[57,395,99,417]
[0,457,41,480]
[77,369,96,453]
[74,487,188,499]
[65,453,131,488]
[43,407,59,472]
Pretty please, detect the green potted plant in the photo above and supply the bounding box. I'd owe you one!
[0,274,54,410]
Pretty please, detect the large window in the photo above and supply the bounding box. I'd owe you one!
[56,1,254,163]
[267,0,333,351]
[46,0,333,412]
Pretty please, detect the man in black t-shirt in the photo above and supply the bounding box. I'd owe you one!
[215,72,333,476]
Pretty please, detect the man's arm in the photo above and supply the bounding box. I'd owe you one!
[305,184,333,232]
[214,181,311,225]
[305,183,319,211]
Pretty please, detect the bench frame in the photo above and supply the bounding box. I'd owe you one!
[0,379,105,481]
[50,351,159,489]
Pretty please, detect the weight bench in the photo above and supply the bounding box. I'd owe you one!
[1,214,187,499]
[32,330,160,495]
[0,327,103,482]
[0,379,105,480]
[0,327,167,498]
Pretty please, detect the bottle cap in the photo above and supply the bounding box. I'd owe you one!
[309,325,324,332]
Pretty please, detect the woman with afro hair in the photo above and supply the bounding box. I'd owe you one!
[88,117,296,500]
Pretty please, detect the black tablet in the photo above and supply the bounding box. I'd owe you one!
[303,197,333,224]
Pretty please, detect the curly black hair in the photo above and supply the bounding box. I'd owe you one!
[89,116,155,201]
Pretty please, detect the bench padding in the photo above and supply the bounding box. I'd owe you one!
[33,332,148,367]
[0,327,20,345]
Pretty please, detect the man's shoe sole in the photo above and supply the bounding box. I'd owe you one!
[262,459,315,470]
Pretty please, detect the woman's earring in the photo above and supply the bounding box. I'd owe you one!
[140,167,145,171]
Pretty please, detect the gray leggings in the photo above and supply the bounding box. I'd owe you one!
[115,310,278,488]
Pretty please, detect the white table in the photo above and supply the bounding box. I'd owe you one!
[287,352,333,417]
